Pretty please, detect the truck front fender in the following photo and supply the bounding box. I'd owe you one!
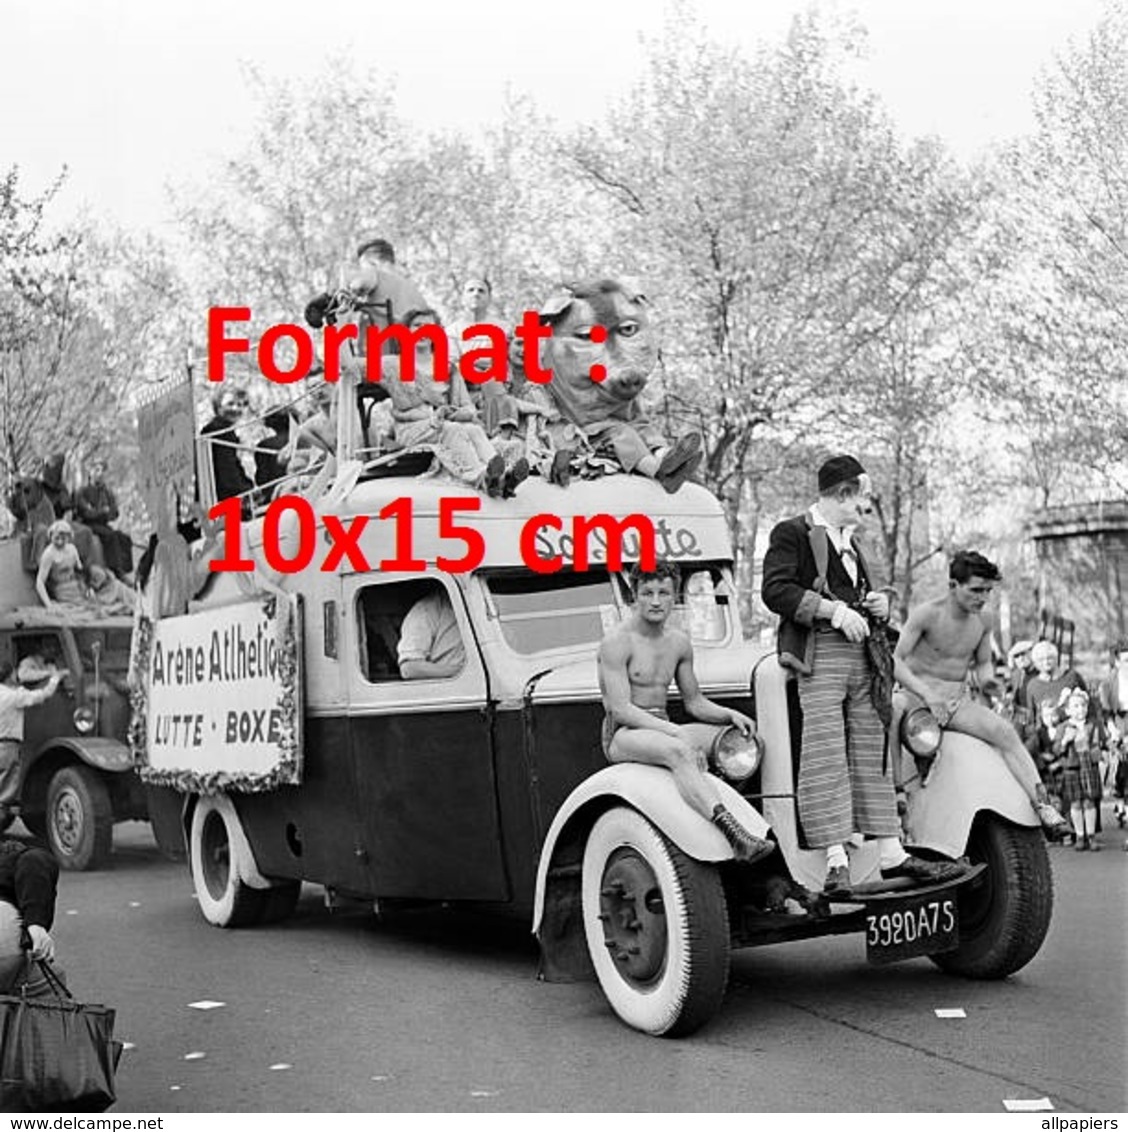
[904,732,1038,859]
[531,764,771,978]
[30,737,134,774]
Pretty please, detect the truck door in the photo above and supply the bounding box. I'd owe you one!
[342,574,509,901]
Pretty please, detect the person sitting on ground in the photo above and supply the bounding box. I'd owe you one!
[0,837,60,997]
[1048,687,1105,851]
[74,457,133,578]
[36,519,87,609]
[762,455,965,893]
[892,550,1068,833]
[598,559,774,863]
[397,588,467,681]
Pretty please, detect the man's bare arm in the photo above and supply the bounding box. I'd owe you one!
[892,607,949,712]
[598,634,682,737]
[972,613,998,691]
[676,636,754,735]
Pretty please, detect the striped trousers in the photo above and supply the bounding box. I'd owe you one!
[796,631,900,847]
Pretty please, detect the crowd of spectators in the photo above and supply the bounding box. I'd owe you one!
[999,637,1128,848]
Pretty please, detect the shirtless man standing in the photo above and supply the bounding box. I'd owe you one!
[597,560,775,863]
[894,550,1068,831]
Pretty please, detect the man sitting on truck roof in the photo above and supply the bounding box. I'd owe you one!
[597,560,774,863]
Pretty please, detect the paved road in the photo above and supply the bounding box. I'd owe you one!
[24,815,1127,1113]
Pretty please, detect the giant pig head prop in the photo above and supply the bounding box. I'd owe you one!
[537,279,658,428]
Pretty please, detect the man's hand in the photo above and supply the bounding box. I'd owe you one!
[862,591,890,620]
[724,708,754,737]
[833,604,869,642]
[27,925,55,962]
[925,696,949,721]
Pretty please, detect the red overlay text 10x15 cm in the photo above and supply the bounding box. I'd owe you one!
[208,495,657,575]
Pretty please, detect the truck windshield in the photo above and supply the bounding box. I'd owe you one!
[73,628,133,673]
[484,571,619,655]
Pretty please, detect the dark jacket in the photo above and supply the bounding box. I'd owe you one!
[0,840,58,930]
[202,415,254,503]
[761,513,875,674]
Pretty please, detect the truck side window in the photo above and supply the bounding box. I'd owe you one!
[356,581,466,684]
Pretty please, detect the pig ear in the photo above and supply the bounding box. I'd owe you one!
[619,276,647,305]
[539,286,575,320]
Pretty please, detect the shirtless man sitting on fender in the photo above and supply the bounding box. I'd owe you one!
[597,560,774,863]
[893,550,1068,832]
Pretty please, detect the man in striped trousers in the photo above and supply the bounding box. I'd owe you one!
[762,454,964,895]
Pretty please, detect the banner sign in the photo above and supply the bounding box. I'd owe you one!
[131,595,303,794]
[136,377,196,522]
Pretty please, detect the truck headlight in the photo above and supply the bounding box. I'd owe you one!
[709,725,762,783]
[900,705,941,758]
[73,706,96,734]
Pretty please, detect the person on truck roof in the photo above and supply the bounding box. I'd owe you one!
[202,388,254,510]
[598,560,774,863]
[761,454,966,895]
[35,520,87,609]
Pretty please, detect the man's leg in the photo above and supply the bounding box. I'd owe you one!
[842,669,901,840]
[607,728,718,819]
[0,740,20,824]
[795,643,854,849]
[607,726,773,862]
[945,699,1045,801]
[946,700,1067,828]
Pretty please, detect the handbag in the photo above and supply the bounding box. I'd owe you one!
[0,959,122,1113]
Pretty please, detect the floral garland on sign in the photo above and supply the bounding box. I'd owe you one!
[132,594,304,795]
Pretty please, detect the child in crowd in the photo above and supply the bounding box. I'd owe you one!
[1049,688,1104,851]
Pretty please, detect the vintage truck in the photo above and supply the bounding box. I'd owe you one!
[0,539,147,869]
[137,445,1052,1036]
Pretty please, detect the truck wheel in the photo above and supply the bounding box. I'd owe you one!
[189,797,270,928]
[581,806,730,1037]
[46,766,113,871]
[931,815,1053,979]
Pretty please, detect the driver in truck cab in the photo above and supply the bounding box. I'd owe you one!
[597,560,775,863]
[761,454,965,896]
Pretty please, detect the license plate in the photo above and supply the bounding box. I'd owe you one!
[865,891,959,965]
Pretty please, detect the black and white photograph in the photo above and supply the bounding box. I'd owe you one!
[0,0,1125,1116]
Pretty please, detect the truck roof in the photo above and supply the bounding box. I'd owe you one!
[0,605,133,632]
